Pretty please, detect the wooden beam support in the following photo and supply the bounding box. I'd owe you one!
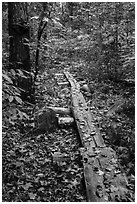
[58,117,74,125]
[47,106,72,116]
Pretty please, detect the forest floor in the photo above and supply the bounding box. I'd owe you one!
[2,40,135,201]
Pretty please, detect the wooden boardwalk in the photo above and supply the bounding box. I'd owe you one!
[64,71,129,202]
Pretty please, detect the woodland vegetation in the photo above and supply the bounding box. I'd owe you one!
[2,2,135,202]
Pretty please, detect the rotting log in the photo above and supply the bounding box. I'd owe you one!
[64,71,130,202]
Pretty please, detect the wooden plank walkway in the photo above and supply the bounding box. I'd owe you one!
[64,71,129,202]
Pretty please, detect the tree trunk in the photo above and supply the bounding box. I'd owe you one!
[8,2,33,101]
[34,2,48,81]
[67,2,74,26]
[114,3,120,79]
[8,2,30,71]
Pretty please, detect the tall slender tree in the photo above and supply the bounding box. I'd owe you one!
[35,2,48,81]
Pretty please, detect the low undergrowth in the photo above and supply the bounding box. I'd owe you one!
[2,69,87,202]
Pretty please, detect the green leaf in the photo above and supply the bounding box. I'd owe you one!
[17,69,27,79]
[22,112,30,120]
[11,108,17,115]
[37,173,44,177]
[38,187,45,192]
[18,69,24,76]
[24,38,29,43]
[30,16,39,20]
[15,96,23,104]
[22,182,33,190]
[17,110,23,120]
[15,162,23,167]
[9,96,14,103]
[10,108,17,120]
[8,150,16,156]
[70,179,79,186]
[3,74,13,84]
[43,17,49,22]
[12,86,21,95]
[3,93,9,100]
[28,193,36,200]
[52,18,63,28]
[10,69,16,76]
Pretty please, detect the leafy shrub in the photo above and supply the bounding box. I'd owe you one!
[2,69,30,127]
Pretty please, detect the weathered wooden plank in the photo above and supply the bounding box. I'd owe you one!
[81,146,114,202]
[64,71,104,148]
[64,71,130,202]
[47,106,72,115]
[80,148,105,202]
[85,146,129,202]
[96,147,128,201]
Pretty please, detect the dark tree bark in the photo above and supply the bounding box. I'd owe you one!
[67,2,74,16]
[113,3,121,79]
[8,2,30,71]
[67,2,76,26]
[8,2,33,101]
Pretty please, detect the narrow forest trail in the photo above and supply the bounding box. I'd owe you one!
[3,67,87,202]
[3,63,135,201]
